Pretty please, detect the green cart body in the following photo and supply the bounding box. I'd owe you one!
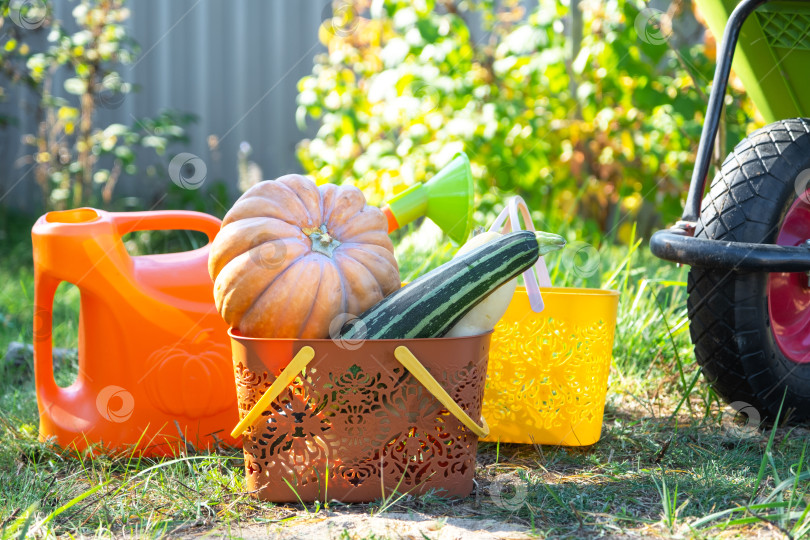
[697,0,810,121]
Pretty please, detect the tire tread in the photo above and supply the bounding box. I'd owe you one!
[688,118,810,422]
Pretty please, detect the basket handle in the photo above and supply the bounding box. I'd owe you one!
[393,346,489,438]
[488,196,550,313]
[230,345,489,439]
[230,346,315,438]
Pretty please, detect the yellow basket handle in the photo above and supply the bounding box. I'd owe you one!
[230,344,489,439]
[230,346,315,438]
[394,346,489,438]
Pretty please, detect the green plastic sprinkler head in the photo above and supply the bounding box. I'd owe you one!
[382,152,475,245]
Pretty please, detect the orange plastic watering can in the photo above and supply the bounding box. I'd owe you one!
[32,208,237,455]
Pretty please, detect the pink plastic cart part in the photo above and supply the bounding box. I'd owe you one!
[488,196,550,313]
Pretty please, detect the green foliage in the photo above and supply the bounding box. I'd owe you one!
[297,0,759,242]
[0,0,195,209]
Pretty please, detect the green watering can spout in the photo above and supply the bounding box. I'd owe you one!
[382,152,475,245]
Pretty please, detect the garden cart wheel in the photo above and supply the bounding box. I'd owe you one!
[687,118,810,423]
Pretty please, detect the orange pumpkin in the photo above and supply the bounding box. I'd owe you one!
[208,175,400,338]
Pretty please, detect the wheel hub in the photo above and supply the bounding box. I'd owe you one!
[767,191,810,364]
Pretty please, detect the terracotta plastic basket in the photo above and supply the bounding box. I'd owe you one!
[229,331,491,503]
[483,287,619,446]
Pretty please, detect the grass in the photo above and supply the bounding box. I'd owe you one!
[2,215,810,539]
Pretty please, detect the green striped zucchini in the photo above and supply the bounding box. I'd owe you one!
[338,230,565,339]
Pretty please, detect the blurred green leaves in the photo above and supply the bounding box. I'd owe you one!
[298,0,759,242]
[1,0,194,210]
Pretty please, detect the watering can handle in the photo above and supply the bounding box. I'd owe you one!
[230,345,489,439]
[32,271,60,398]
[111,211,221,243]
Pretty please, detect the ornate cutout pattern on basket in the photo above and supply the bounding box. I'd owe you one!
[233,350,487,502]
[484,315,614,442]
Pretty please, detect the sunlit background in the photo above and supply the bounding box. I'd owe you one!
[1,0,761,242]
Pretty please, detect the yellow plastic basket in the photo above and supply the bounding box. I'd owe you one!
[483,286,619,446]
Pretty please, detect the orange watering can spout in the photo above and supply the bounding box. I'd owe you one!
[32,208,237,456]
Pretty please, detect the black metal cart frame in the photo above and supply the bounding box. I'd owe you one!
[649,0,810,272]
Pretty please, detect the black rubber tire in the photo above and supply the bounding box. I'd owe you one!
[687,118,810,424]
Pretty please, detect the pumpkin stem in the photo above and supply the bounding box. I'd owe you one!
[306,224,341,257]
